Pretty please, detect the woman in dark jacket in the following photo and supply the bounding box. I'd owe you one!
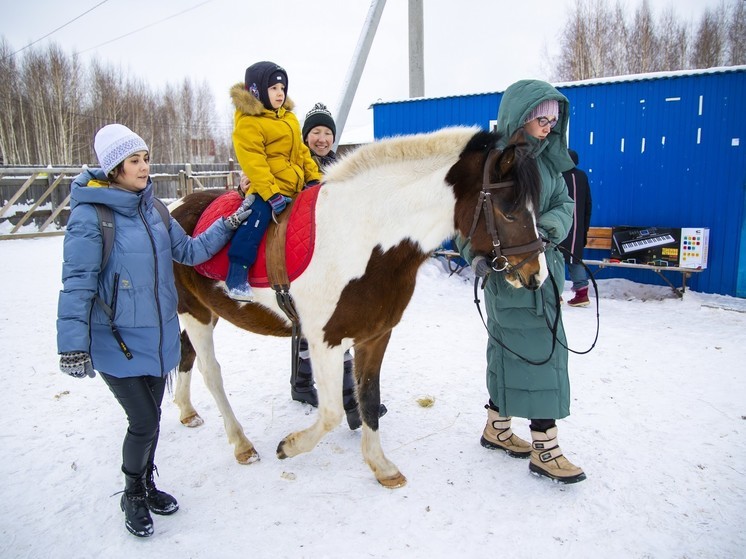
[560,149,592,306]
[57,124,252,537]
[458,80,586,484]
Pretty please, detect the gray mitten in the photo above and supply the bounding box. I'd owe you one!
[225,194,256,230]
[59,352,96,378]
[471,255,493,278]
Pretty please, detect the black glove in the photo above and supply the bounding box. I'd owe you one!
[225,194,255,230]
[59,352,96,378]
[471,255,493,278]
[305,180,320,188]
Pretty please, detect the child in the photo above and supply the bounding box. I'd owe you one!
[57,124,253,537]
[226,61,321,301]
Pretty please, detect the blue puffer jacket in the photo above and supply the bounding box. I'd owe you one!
[57,169,233,377]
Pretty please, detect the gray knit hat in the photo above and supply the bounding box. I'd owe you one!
[94,124,149,175]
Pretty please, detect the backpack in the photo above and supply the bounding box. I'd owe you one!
[93,198,171,269]
[89,198,171,361]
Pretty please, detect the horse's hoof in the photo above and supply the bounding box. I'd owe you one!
[181,413,204,428]
[276,440,289,460]
[377,472,407,489]
[236,448,260,465]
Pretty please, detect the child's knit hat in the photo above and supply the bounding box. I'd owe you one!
[524,99,559,124]
[94,124,149,175]
[302,102,336,141]
[245,61,288,110]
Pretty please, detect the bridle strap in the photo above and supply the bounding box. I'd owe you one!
[467,148,544,273]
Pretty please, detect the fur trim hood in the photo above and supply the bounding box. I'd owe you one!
[230,82,296,116]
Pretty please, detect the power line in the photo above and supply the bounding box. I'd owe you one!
[2,0,110,61]
[77,1,213,54]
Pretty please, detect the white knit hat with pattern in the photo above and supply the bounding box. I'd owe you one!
[94,124,149,175]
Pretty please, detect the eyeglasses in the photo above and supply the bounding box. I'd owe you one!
[536,116,558,129]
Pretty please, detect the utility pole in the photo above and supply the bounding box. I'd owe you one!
[408,0,424,98]
[334,0,387,149]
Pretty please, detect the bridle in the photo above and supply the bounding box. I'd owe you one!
[466,147,545,274]
[466,147,600,365]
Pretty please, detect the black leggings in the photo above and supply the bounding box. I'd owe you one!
[100,372,167,477]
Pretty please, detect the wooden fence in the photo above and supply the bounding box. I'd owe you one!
[0,161,240,240]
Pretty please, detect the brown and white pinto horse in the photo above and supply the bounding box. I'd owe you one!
[169,126,546,488]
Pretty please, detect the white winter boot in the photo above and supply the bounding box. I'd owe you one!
[480,405,531,458]
[529,426,586,484]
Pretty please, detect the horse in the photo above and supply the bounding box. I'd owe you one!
[169,125,546,488]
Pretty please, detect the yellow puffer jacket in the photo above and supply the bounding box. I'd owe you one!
[230,83,321,201]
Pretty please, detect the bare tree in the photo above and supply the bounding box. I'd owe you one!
[726,0,746,64]
[553,0,743,81]
[628,0,658,73]
[657,6,690,71]
[690,6,726,68]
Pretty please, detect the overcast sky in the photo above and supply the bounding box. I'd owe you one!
[1,0,723,143]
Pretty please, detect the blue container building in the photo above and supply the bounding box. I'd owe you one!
[371,67,746,297]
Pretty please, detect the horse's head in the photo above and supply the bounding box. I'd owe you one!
[450,129,547,290]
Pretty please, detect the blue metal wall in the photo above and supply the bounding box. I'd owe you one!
[371,68,746,297]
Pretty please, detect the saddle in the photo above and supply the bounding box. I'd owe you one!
[193,186,321,287]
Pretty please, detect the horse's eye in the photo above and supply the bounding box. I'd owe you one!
[504,214,516,222]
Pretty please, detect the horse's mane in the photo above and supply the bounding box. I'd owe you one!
[324,126,481,183]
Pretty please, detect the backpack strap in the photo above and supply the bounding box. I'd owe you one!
[153,197,171,231]
[93,204,115,270]
[93,199,170,270]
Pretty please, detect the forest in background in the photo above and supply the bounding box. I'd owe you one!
[1,0,744,167]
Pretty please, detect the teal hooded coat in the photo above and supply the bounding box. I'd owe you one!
[458,80,575,419]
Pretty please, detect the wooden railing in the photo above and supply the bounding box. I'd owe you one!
[0,161,240,240]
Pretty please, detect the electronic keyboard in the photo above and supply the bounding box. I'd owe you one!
[612,228,676,254]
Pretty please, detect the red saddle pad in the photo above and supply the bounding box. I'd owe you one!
[193,187,320,287]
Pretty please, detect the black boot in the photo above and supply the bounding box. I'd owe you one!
[291,339,318,407]
[121,470,154,538]
[145,464,179,515]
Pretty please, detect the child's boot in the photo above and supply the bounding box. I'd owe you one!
[225,262,254,302]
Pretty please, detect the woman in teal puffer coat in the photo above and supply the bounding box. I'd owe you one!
[458,80,586,484]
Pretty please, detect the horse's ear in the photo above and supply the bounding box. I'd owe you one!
[498,128,529,174]
[508,128,528,145]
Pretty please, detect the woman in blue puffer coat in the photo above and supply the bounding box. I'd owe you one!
[56,124,253,538]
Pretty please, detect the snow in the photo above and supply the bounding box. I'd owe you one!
[1,236,744,558]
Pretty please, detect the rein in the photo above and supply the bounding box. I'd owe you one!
[471,242,601,366]
[466,148,545,275]
[466,147,599,365]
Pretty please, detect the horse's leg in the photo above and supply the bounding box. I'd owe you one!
[174,328,204,427]
[356,331,407,488]
[178,313,259,465]
[276,343,345,458]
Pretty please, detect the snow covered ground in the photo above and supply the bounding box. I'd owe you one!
[1,236,744,558]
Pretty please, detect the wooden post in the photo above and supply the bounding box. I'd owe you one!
[227,158,235,188]
[185,163,194,196]
[178,170,186,198]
